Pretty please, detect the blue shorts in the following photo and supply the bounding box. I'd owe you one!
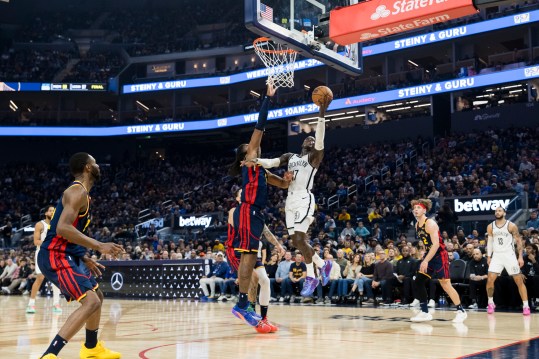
[38,249,98,302]
[232,203,264,253]
[424,251,450,280]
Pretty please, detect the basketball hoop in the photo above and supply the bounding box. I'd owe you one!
[253,37,298,88]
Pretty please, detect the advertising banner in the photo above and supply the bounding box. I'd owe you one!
[99,260,207,299]
[446,194,515,216]
[2,65,539,137]
[330,0,477,45]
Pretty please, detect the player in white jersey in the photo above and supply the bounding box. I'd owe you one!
[27,205,63,314]
[243,97,333,297]
[485,206,530,315]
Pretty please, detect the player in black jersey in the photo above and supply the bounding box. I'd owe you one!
[38,153,124,359]
[410,198,467,323]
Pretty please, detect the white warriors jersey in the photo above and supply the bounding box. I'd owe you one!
[288,154,317,193]
[491,220,515,254]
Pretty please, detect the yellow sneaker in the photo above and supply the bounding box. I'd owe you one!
[40,354,60,359]
[80,341,121,359]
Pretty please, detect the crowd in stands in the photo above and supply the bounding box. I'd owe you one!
[14,12,100,43]
[104,1,248,56]
[0,48,75,82]
[1,126,539,308]
[62,50,126,83]
[1,0,538,90]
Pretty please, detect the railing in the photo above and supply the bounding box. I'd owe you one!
[138,209,151,222]
[162,200,173,212]
[20,214,32,228]
[395,155,404,170]
[327,194,339,210]
[347,184,357,198]
[380,165,390,180]
[364,175,374,191]
[183,191,192,200]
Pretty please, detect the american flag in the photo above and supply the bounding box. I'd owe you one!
[260,3,273,22]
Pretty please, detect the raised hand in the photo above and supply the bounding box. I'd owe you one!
[98,242,125,257]
[266,78,277,97]
[283,170,294,182]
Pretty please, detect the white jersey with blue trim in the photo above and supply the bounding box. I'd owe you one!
[287,154,316,193]
[492,220,515,254]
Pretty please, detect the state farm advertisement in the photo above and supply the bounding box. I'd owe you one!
[330,0,478,45]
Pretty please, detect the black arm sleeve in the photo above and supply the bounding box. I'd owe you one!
[255,96,271,131]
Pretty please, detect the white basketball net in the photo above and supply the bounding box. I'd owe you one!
[254,37,297,88]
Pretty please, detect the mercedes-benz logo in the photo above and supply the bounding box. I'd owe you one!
[111,272,124,291]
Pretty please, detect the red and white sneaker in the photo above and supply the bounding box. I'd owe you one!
[487,303,496,314]
[254,319,272,334]
[261,318,278,333]
[523,306,531,316]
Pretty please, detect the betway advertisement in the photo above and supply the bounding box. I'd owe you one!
[330,0,478,45]
[175,215,213,228]
[447,194,515,216]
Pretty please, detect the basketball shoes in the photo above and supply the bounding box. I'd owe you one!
[320,260,333,286]
[40,355,60,359]
[232,304,262,327]
[260,318,278,332]
[452,310,467,323]
[80,341,121,359]
[300,277,320,297]
[410,311,433,322]
[254,320,272,334]
[26,305,36,314]
[487,303,496,314]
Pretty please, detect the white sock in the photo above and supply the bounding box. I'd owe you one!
[28,299,35,306]
[488,297,494,305]
[312,253,325,268]
[523,300,529,308]
[306,262,315,278]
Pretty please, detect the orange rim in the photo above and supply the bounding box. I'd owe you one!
[253,37,297,54]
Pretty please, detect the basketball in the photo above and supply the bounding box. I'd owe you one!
[312,86,333,107]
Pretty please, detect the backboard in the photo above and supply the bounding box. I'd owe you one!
[245,0,363,76]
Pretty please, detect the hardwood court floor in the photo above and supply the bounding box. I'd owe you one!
[0,296,538,359]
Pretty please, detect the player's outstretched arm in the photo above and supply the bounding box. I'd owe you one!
[243,153,293,169]
[57,186,124,256]
[245,81,277,159]
[309,94,331,168]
